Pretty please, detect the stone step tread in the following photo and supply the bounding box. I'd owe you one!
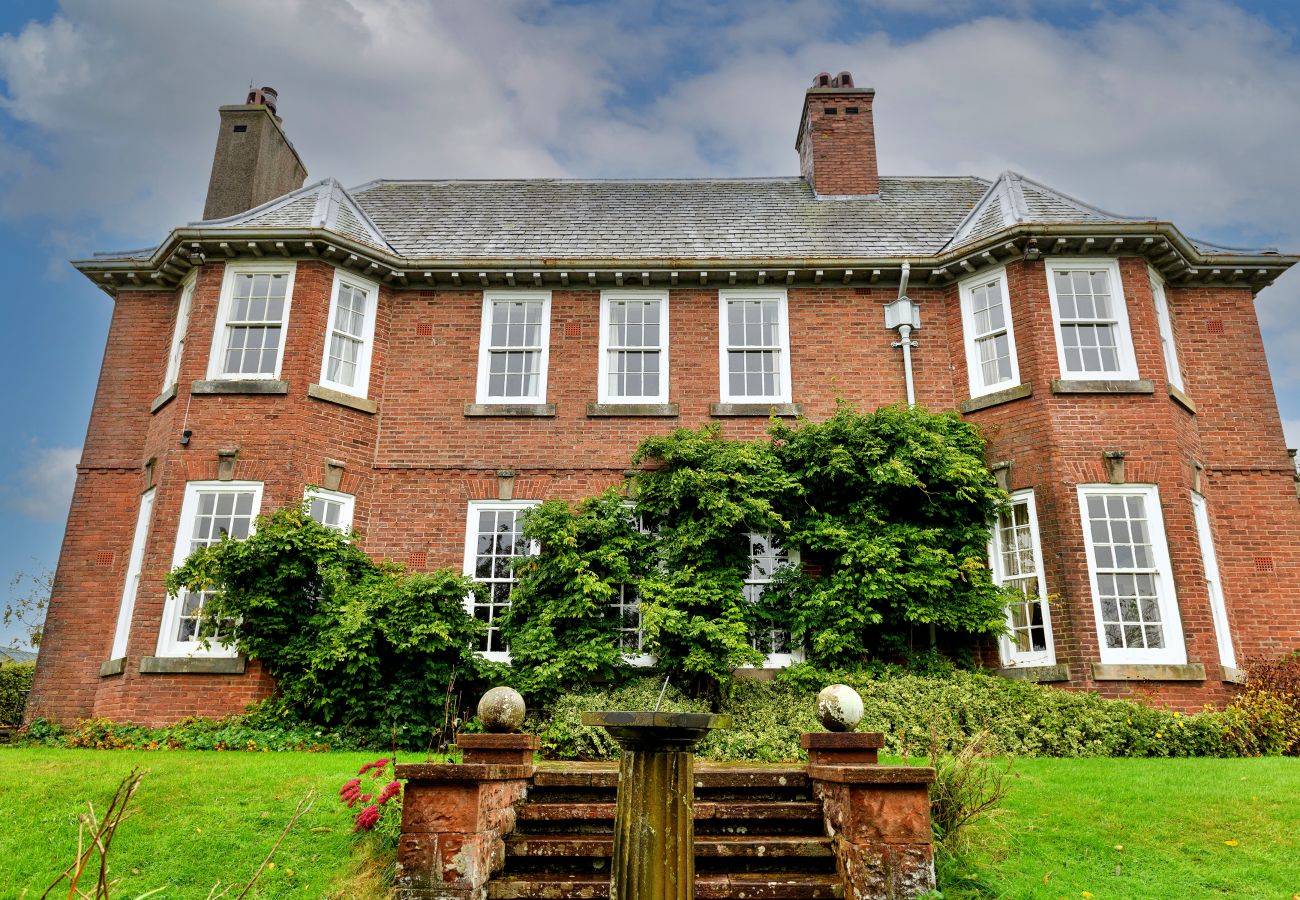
[488,872,843,900]
[505,834,834,858]
[519,801,823,821]
[533,764,808,791]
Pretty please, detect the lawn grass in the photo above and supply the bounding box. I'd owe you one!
[3,748,1297,899]
[0,747,405,898]
[939,756,1300,899]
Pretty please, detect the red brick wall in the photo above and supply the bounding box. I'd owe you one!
[29,255,1300,724]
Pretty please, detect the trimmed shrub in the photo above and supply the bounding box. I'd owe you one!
[534,672,1236,761]
[0,660,34,725]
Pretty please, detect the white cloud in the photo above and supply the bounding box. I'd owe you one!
[1,0,1298,398]
[1,444,80,522]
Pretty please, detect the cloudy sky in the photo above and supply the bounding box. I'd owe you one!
[1,0,1298,648]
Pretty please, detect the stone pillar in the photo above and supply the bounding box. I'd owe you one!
[803,732,937,900]
[395,733,539,900]
[583,711,730,900]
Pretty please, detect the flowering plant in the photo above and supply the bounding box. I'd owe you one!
[340,757,402,837]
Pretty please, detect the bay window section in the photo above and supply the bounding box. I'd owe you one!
[463,500,540,661]
[476,292,551,404]
[158,482,262,657]
[1149,268,1184,392]
[305,488,355,534]
[1046,259,1138,381]
[109,488,156,661]
[989,490,1054,667]
[959,268,1020,398]
[1191,492,1235,669]
[599,290,669,404]
[719,290,791,404]
[162,275,195,391]
[319,271,379,398]
[208,264,295,380]
[1078,484,1186,665]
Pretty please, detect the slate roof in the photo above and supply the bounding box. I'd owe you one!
[91,170,1283,264]
[348,176,990,260]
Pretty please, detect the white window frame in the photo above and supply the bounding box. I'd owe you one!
[1077,483,1186,665]
[305,487,355,534]
[162,273,196,391]
[1190,492,1235,669]
[1149,267,1184,392]
[462,499,541,662]
[959,267,1021,398]
[1046,258,1139,381]
[157,481,264,658]
[598,289,670,404]
[109,488,156,661]
[206,262,296,380]
[718,288,793,404]
[743,533,803,668]
[989,490,1055,668]
[475,291,552,404]
[318,269,379,399]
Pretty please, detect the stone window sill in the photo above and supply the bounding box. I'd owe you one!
[99,657,126,677]
[994,663,1070,683]
[150,383,178,414]
[960,383,1033,414]
[1221,666,1247,685]
[587,402,679,417]
[463,403,556,417]
[308,383,377,414]
[1090,662,1205,682]
[192,378,289,396]
[1051,379,1154,395]
[1168,384,1197,414]
[710,402,802,417]
[140,656,247,675]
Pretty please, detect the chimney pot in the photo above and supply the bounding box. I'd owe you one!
[795,70,878,197]
[202,85,307,220]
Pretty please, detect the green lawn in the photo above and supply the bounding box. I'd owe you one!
[0,747,398,899]
[2,749,1297,899]
[940,757,1300,899]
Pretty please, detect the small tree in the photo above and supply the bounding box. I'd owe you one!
[167,505,483,742]
[4,566,51,650]
[500,492,654,698]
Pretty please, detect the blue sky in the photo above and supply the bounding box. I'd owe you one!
[2,0,1299,649]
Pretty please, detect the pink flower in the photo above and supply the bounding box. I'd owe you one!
[354,805,382,832]
[378,781,401,804]
[339,777,361,797]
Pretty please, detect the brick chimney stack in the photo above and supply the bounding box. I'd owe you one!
[795,71,878,198]
[202,86,308,220]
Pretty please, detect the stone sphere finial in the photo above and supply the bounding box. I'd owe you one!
[478,686,526,733]
[816,684,864,732]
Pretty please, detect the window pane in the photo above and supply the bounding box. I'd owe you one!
[467,506,537,654]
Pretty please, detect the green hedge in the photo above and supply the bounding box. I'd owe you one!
[531,672,1234,760]
[0,661,34,726]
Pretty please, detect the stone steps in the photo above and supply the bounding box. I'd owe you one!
[487,872,844,900]
[506,833,835,860]
[518,800,824,823]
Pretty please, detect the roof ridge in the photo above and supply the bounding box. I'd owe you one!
[189,177,334,227]
[350,174,989,190]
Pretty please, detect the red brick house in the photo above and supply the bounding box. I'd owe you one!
[28,74,1300,724]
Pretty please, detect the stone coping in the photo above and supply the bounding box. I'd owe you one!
[98,657,126,677]
[463,403,557,417]
[1090,662,1206,681]
[587,402,680,417]
[396,762,534,782]
[959,382,1033,413]
[307,383,377,413]
[139,655,246,675]
[995,663,1071,683]
[800,732,885,750]
[458,733,542,750]
[710,402,802,417]
[150,383,178,413]
[1168,384,1197,413]
[191,378,289,395]
[581,711,732,730]
[1050,378,1155,395]
[806,764,935,785]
